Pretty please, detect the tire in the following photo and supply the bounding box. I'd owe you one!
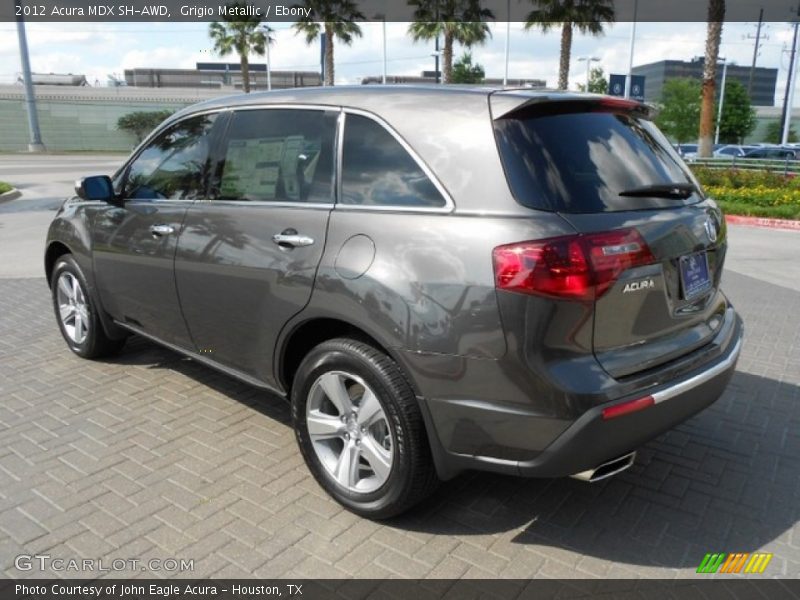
[50,254,126,359]
[292,338,438,519]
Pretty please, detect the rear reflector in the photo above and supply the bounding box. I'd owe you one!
[601,396,655,420]
[493,228,655,301]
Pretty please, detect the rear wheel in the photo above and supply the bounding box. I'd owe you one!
[292,338,438,519]
[50,255,126,359]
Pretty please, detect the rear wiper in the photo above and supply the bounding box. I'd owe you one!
[618,183,696,199]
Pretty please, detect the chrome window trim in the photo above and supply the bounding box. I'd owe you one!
[335,110,345,206]
[193,200,333,210]
[338,108,455,214]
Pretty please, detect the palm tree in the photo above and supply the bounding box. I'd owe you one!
[209,5,268,93]
[293,0,364,86]
[524,0,614,91]
[408,1,494,84]
[698,0,726,158]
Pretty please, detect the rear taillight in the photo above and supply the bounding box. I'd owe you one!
[492,228,655,301]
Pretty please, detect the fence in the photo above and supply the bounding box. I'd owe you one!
[690,157,800,176]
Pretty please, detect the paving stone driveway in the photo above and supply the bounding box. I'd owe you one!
[0,271,798,579]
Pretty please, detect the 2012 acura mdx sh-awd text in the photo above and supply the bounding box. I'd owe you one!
[45,87,743,518]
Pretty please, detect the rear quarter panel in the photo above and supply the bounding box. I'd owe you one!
[306,209,575,359]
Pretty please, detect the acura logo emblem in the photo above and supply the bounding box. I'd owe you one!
[704,218,718,243]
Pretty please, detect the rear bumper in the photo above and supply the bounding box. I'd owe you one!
[515,325,741,477]
[415,311,743,480]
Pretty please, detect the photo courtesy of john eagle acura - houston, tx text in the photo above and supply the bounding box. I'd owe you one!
[44,85,743,519]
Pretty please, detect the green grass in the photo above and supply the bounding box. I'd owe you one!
[717,199,800,220]
[0,181,12,195]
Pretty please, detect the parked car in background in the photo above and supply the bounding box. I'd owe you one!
[743,147,798,160]
[677,143,698,161]
[44,87,743,518]
[714,145,756,158]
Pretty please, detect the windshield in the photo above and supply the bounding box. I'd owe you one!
[493,106,701,213]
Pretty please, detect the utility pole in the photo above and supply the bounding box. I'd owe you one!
[746,8,765,96]
[781,5,800,138]
[15,0,44,152]
[784,22,800,144]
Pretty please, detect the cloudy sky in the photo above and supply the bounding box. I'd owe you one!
[1,20,798,105]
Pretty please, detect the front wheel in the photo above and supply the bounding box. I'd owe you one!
[50,254,126,359]
[291,338,438,519]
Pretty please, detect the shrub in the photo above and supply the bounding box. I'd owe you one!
[691,167,800,219]
[117,110,174,143]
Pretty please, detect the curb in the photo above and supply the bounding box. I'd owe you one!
[0,188,21,203]
[726,214,800,232]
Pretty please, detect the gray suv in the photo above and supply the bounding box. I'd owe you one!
[45,87,743,518]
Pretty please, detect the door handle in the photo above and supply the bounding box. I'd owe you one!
[149,224,175,237]
[272,230,315,248]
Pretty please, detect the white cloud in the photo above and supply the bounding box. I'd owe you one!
[0,19,798,108]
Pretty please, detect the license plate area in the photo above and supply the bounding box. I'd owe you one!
[679,251,712,300]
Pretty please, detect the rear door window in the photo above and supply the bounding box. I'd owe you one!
[493,105,700,213]
[214,108,337,203]
[341,114,446,208]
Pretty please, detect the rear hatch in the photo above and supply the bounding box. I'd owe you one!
[491,93,728,378]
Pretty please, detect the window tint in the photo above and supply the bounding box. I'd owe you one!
[494,107,699,213]
[215,109,336,203]
[341,114,445,208]
[125,114,216,200]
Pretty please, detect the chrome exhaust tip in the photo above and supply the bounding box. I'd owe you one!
[570,451,636,483]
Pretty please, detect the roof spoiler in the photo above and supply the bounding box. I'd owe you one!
[489,90,653,120]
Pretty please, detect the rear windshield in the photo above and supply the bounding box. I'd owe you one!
[493,106,700,213]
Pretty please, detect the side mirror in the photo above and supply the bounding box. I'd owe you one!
[75,175,116,202]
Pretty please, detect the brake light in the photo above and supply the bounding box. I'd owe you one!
[492,228,655,301]
[596,97,641,111]
[602,396,654,420]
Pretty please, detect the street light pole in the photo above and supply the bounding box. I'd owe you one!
[503,0,510,86]
[257,25,274,91]
[577,56,600,91]
[715,59,728,145]
[382,19,387,84]
[266,37,272,90]
[15,0,44,152]
[624,0,638,98]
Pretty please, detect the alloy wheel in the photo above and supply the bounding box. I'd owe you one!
[306,370,394,493]
[56,272,89,345]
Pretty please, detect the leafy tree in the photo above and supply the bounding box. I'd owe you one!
[117,110,174,142]
[717,80,756,144]
[524,0,614,90]
[451,52,485,83]
[655,78,701,145]
[698,0,725,157]
[763,121,798,144]
[576,66,608,93]
[408,1,494,84]
[209,5,270,93]
[293,0,364,86]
